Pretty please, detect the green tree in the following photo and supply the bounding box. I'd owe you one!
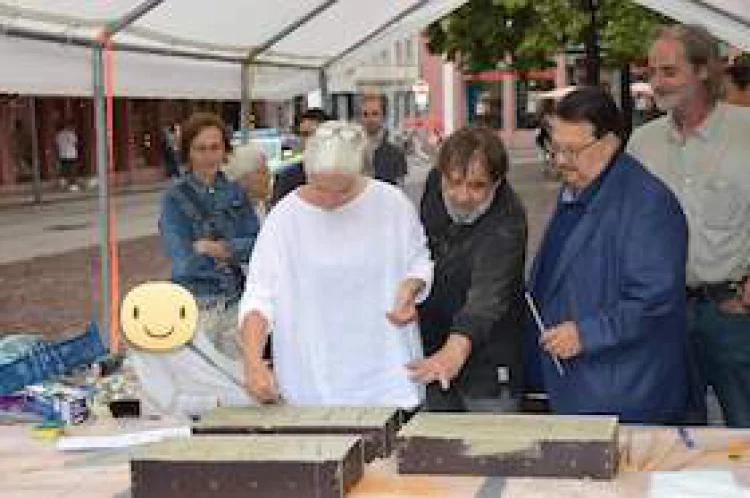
[598,1,666,67]
[426,0,666,71]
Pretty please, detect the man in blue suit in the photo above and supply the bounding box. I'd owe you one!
[527,87,690,424]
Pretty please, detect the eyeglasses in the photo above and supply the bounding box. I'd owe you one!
[547,138,600,162]
[361,111,381,118]
[191,143,223,153]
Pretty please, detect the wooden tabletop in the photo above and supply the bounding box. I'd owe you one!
[3,423,750,497]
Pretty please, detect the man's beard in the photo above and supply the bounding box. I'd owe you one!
[653,91,684,112]
[442,181,501,225]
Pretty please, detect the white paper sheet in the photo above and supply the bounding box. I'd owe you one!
[56,426,191,452]
[649,471,750,498]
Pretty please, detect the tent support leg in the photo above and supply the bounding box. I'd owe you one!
[241,61,253,143]
[319,69,331,116]
[92,45,110,348]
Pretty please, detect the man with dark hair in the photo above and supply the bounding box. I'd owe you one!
[413,126,527,412]
[528,87,690,423]
[725,55,750,107]
[629,26,750,427]
[359,94,408,185]
[270,108,329,206]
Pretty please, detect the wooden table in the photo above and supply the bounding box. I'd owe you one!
[3,423,750,497]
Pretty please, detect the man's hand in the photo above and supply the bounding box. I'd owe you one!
[720,279,750,314]
[407,334,471,390]
[193,239,231,261]
[386,278,424,326]
[244,359,281,404]
[540,321,582,360]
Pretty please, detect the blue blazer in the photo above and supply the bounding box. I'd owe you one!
[528,152,689,423]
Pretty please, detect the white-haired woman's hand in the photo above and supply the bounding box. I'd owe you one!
[386,278,424,326]
[244,359,282,404]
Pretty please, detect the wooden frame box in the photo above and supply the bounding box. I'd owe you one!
[131,434,364,498]
[194,406,402,462]
[396,413,618,480]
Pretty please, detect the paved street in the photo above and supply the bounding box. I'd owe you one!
[0,147,558,337]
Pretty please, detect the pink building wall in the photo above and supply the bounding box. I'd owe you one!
[418,36,465,134]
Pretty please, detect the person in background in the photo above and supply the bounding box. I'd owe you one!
[270,108,329,206]
[416,127,528,412]
[529,87,689,424]
[534,99,556,178]
[239,121,432,408]
[628,25,750,427]
[725,54,750,107]
[359,94,408,185]
[224,142,272,223]
[163,123,182,178]
[55,121,79,191]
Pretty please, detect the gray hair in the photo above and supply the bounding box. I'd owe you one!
[223,142,266,181]
[304,121,366,175]
[652,24,723,104]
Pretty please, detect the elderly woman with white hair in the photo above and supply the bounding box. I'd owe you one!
[223,142,271,221]
[239,121,433,408]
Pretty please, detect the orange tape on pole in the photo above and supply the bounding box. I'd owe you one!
[103,41,120,353]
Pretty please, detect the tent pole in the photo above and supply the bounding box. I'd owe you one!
[692,0,750,29]
[94,0,164,348]
[101,0,164,37]
[0,24,319,70]
[248,0,339,58]
[241,61,253,143]
[324,0,429,68]
[319,69,331,116]
[92,44,110,347]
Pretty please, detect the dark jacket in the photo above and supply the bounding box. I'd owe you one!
[527,152,689,424]
[419,169,528,400]
[270,133,407,204]
[372,134,408,185]
[270,161,305,207]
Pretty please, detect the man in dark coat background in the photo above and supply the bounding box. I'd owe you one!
[359,95,408,185]
[414,127,528,412]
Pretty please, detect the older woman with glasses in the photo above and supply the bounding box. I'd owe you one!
[239,120,433,408]
[224,142,272,223]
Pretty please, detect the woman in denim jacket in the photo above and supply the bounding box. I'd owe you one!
[129,113,259,417]
[159,113,259,302]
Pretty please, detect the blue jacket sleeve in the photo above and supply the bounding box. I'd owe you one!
[577,190,688,356]
[226,201,259,266]
[159,192,217,284]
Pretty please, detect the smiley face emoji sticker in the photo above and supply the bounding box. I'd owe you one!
[121,281,198,351]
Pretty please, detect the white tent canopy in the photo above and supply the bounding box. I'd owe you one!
[633,0,750,51]
[0,0,467,99]
[3,1,747,99]
[0,1,472,343]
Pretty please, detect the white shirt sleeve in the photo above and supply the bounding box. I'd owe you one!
[402,196,433,303]
[238,220,280,327]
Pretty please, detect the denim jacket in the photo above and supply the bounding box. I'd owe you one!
[159,171,259,301]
